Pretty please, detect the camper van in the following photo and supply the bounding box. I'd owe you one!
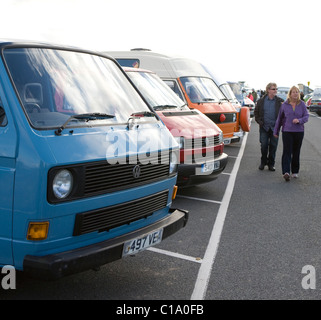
[107,49,249,145]
[227,81,256,117]
[201,66,251,130]
[124,67,228,187]
[0,40,188,279]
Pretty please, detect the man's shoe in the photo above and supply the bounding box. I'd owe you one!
[259,164,265,170]
[283,173,290,181]
[268,166,276,171]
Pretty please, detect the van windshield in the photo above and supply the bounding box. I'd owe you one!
[3,48,152,129]
[227,82,244,102]
[180,77,225,103]
[126,71,187,110]
[219,83,238,102]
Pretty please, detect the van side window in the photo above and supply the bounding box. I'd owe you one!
[163,80,184,101]
[116,58,140,68]
[0,107,7,126]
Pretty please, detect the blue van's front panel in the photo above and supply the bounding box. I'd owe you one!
[12,124,177,270]
[0,44,183,273]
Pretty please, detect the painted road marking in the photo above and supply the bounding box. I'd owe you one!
[147,247,203,264]
[191,131,249,300]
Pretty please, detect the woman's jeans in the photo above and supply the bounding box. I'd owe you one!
[259,127,279,166]
[281,131,304,174]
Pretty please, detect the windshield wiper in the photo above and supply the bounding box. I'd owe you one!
[55,113,115,136]
[153,105,178,110]
[201,98,216,102]
[127,111,157,129]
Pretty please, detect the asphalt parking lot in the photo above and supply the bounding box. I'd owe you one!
[2,113,321,302]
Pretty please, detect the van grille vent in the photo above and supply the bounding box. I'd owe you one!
[84,152,170,196]
[73,190,169,235]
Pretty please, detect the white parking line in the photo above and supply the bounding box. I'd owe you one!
[147,247,203,264]
[309,111,321,119]
[191,131,249,300]
[176,195,222,205]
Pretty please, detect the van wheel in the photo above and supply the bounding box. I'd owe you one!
[240,107,250,132]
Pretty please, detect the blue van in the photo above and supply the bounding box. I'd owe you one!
[0,40,188,279]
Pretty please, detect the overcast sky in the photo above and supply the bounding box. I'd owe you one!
[2,0,320,90]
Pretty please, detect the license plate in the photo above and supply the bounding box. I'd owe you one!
[201,160,220,173]
[224,138,231,145]
[122,229,163,256]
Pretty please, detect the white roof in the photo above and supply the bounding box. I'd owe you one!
[105,50,211,79]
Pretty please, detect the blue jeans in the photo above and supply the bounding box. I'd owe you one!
[281,131,304,174]
[259,127,279,166]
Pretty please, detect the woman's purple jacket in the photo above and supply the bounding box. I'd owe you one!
[273,100,309,135]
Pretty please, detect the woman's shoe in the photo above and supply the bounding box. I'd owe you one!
[283,173,290,181]
[291,173,299,178]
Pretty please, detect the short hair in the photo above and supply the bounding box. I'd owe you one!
[266,82,277,92]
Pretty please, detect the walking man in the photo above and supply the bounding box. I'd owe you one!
[254,83,284,171]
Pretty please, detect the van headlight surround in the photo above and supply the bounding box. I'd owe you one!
[169,151,178,175]
[219,131,223,144]
[52,169,73,199]
[174,136,184,149]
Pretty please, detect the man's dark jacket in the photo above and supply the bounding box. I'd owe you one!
[254,94,284,127]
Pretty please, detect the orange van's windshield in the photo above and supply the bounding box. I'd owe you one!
[180,77,226,103]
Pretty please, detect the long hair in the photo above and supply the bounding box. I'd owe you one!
[287,86,300,104]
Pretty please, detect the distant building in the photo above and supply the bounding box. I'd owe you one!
[298,83,313,95]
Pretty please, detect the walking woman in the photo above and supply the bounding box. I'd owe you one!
[273,86,309,181]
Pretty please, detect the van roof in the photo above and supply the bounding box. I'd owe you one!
[106,50,211,79]
[0,39,114,60]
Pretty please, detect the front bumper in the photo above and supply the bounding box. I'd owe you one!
[177,152,228,187]
[223,135,241,145]
[310,106,321,113]
[23,208,188,280]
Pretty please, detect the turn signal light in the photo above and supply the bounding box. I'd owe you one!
[27,222,49,241]
[172,185,178,200]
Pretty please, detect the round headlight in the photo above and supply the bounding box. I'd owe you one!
[169,151,178,174]
[53,169,73,199]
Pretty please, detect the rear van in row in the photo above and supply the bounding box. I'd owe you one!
[107,49,250,145]
[124,67,228,187]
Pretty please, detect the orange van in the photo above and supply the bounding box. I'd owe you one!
[106,49,250,145]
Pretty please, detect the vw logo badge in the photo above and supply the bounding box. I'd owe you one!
[132,165,141,179]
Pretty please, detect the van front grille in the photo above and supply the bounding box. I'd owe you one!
[73,190,169,235]
[205,113,236,124]
[47,151,172,203]
[84,152,170,196]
